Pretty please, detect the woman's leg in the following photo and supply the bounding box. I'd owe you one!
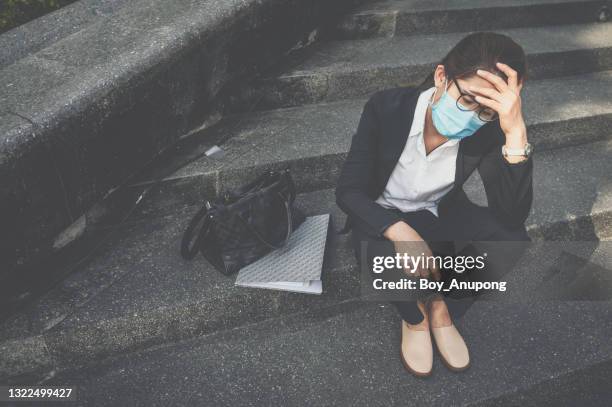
[428,199,531,323]
[349,209,440,326]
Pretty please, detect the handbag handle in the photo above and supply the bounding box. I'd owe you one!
[229,169,296,250]
[225,169,294,202]
[180,203,213,260]
[234,190,294,250]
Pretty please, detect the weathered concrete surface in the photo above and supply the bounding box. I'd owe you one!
[120,70,612,220]
[44,301,612,406]
[328,0,609,39]
[1,0,610,400]
[0,335,54,382]
[0,137,610,382]
[0,0,370,296]
[234,21,612,110]
[0,0,130,69]
[473,358,612,406]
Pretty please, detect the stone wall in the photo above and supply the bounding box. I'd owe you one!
[0,0,368,286]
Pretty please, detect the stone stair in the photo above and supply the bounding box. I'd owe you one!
[47,301,612,406]
[231,20,612,111]
[1,0,611,404]
[119,69,612,224]
[331,0,611,38]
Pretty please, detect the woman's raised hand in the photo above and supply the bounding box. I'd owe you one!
[466,62,529,162]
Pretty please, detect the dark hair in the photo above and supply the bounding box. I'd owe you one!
[414,31,528,93]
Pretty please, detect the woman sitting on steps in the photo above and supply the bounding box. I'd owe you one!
[335,31,533,377]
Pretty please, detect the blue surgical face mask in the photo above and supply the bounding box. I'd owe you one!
[428,77,487,140]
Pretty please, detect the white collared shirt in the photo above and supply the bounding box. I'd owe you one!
[375,86,460,217]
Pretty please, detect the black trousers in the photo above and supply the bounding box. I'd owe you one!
[350,199,531,324]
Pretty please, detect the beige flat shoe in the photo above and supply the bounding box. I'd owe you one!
[430,323,470,372]
[400,321,433,377]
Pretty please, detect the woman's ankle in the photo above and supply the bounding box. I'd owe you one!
[405,319,429,331]
[429,299,452,328]
[405,300,430,330]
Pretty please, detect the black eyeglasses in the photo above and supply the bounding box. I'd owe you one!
[451,77,499,122]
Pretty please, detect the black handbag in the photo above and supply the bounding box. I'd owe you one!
[180,168,306,275]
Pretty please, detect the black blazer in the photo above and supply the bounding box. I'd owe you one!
[335,86,533,238]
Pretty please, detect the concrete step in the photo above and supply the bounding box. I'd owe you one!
[471,358,612,406]
[1,138,610,382]
[231,21,612,111]
[0,0,366,292]
[327,0,609,39]
[122,70,612,221]
[45,301,612,406]
[0,0,131,69]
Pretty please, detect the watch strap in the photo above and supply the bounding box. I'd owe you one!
[502,143,532,157]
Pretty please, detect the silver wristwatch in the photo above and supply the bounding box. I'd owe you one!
[502,142,532,158]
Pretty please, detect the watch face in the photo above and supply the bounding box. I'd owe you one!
[525,143,533,156]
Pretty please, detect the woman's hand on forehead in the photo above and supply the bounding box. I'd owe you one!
[465,62,528,148]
